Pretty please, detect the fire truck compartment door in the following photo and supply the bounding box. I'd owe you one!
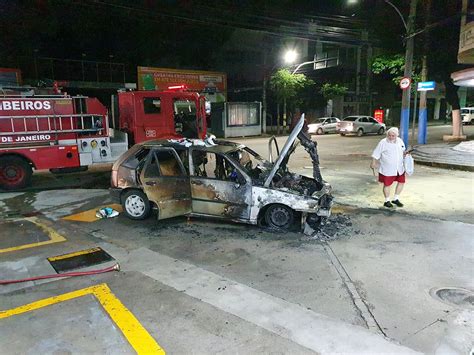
[140,148,191,220]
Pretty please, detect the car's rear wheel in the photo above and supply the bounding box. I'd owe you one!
[122,190,151,220]
[317,128,323,135]
[377,127,385,135]
[357,128,364,137]
[265,204,294,230]
[340,133,346,136]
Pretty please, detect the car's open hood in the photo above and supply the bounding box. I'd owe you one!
[263,115,305,187]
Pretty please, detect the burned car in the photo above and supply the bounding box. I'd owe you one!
[110,116,333,232]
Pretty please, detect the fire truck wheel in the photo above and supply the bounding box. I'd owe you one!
[0,156,32,190]
[122,190,151,220]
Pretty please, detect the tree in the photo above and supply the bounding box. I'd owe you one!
[371,54,421,90]
[270,69,314,134]
[320,83,348,116]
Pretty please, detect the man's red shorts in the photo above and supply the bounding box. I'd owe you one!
[378,173,406,186]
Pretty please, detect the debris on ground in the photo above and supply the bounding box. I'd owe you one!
[307,215,357,241]
[95,207,119,219]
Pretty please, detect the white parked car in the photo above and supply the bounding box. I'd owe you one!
[307,117,341,135]
[461,108,474,125]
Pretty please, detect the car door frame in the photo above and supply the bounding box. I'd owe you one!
[188,147,253,221]
[367,116,379,133]
[327,118,337,133]
[140,147,192,220]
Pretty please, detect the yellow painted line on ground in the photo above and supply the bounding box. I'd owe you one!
[62,204,123,222]
[0,283,165,354]
[331,205,357,214]
[47,247,102,262]
[0,217,66,254]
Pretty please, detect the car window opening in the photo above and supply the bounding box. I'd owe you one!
[145,150,183,178]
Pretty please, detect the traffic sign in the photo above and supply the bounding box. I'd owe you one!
[399,77,411,90]
[417,81,436,91]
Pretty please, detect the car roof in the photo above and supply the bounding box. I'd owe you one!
[140,139,243,154]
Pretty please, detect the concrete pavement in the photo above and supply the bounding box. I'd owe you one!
[0,124,472,354]
[412,142,474,171]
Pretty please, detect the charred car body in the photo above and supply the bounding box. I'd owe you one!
[110,116,333,232]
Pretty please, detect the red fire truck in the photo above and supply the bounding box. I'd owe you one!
[0,87,207,190]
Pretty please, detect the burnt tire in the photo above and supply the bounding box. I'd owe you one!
[264,204,294,230]
[357,128,364,137]
[377,127,385,135]
[122,189,151,220]
[316,128,323,135]
[0,156,32,190]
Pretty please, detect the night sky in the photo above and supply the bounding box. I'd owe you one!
[0,0,464,90]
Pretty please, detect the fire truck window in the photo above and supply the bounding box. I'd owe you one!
[144,98,161,114]
[174,100,198,138]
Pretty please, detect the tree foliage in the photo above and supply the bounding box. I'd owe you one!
[371,54,421,88]
[269,69,314,103]
[320,83,348,100]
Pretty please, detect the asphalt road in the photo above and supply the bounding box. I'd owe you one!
[0,124,472,354]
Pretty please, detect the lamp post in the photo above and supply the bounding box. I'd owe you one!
[399,0,418,147]
[282,49,299,132]
[348,0,418,146]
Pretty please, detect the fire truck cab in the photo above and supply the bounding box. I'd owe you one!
[0,86,207,190]
[114,88,207,144]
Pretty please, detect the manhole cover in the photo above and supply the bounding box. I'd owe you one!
[430,287,474,309]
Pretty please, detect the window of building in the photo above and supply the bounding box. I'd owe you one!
[227,103,259,126]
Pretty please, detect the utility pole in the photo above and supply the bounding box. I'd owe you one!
[417,0,431,144]
[400,0,418,146]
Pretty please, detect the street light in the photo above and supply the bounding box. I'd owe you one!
[283,49,317,74]
[283,50,298,65]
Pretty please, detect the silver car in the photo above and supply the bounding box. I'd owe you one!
[307,117,341,135]
[336,115,386,136]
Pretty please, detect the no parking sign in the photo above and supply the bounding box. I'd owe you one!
[399,77,411,90]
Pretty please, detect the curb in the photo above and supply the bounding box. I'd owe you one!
[412,159,474,172]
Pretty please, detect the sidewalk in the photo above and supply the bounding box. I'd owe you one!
[412,141,474,172]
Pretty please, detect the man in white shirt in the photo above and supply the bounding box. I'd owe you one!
[371,127,406,208]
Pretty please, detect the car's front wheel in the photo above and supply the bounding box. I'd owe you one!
[317,127,323,135]
[264,204,294,230]
[122,190,151,220]
[378,127,385,135]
